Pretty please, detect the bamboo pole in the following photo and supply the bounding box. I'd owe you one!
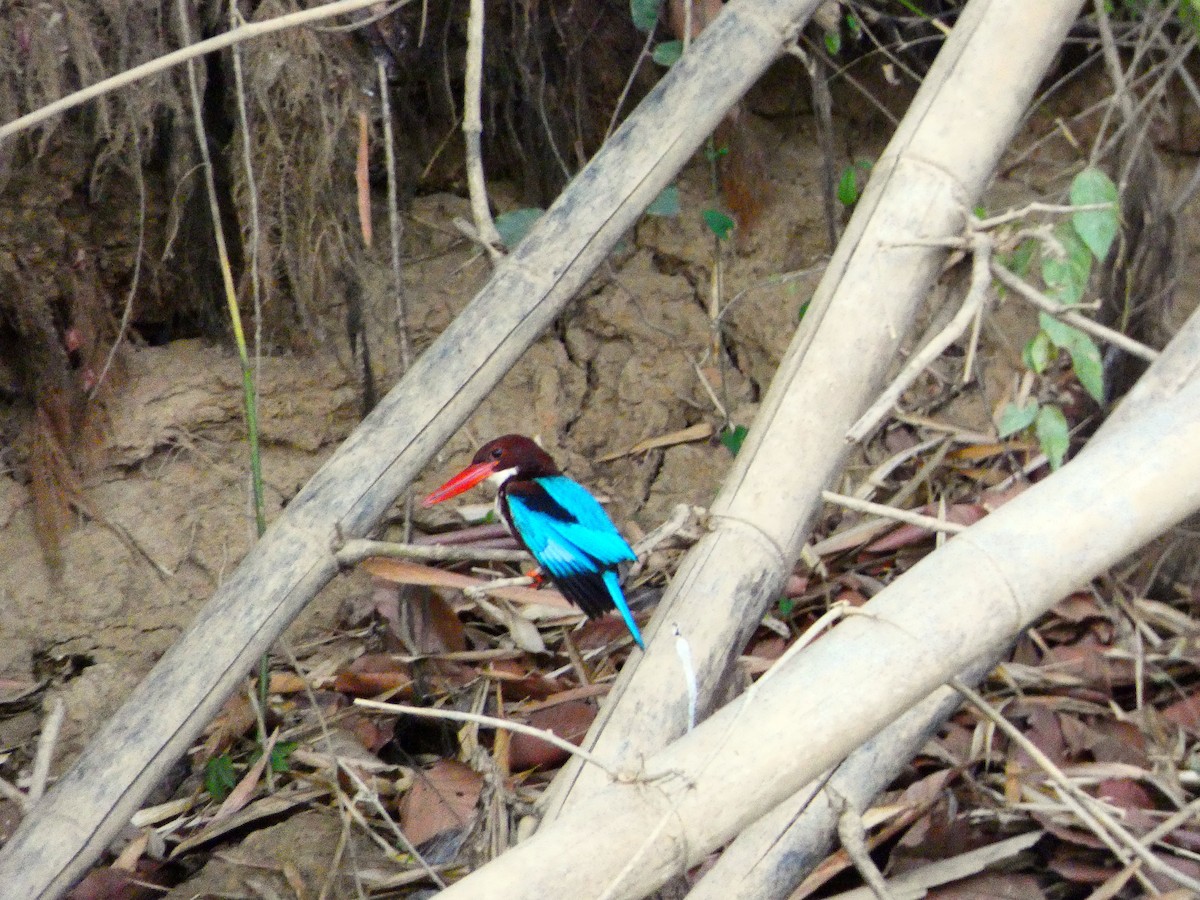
[436,371,1200,900]
[0,1,825,895]
[542,0,1087,820]
[685,653,1005,900]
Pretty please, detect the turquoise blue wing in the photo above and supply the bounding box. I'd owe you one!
[505,477,643,647]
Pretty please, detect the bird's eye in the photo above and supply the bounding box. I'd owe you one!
[490,447,503,460]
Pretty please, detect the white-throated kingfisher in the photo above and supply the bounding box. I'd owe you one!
[422,435,645,648]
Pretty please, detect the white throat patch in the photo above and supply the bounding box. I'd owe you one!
[487,466,518,489]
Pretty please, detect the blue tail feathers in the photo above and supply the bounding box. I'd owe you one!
[603,569,644,649]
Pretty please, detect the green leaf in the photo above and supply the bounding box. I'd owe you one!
[1023,330,1054,374]
[645,184,680,217]
[1038,311,1079,350]
[824,29,841,55]
[1070,167,1119,262]
[270,741,298,773]
[845,13,861,38]
[494,208,544,250]
[1035,404,1070,470]
[702,209,735,241]
[1036,314,1099,400]
[1069,331,1105,403]
[778,597,795,616]
[999,238,1037,278]
[837,160,873,207]
[205,754,237,802]
[630,0,660,32]
[1040,222,1092,306]
[652,40,683,67]
[719,425,748,456]
[998,399,1039,438]
[836,165,859,206]
[1039,314,1105,403]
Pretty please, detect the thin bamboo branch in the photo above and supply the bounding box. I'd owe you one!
[335,538,529,565]
[821,491,967,535]
[463,0,502,257]
[991,261,1159,362]
[378,58,412,372]
[27,699,64,807]
[847,233,992,442]
[355,699,620,778]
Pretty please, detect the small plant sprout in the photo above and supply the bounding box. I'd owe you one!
[996,166,1119,469]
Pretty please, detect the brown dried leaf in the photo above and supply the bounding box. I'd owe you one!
[484,658,563,701]
[267,672,310,695]
[1095,777,1155,812]
[1046,850,1117,885]
[375,582,468,655]
[927,872,1047,899]
[200,690,257,758]
[865,504,986,554]
[1051,592,1104,623]
[66,864,166,900]
[333,653,414,698]
[170,787,331,857]
[398,759,483,847]
[508,701,596,771]
[1160,689,1200,735]
[362,557,572,609]
[1031,811,1107,849]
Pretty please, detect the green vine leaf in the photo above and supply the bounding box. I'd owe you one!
[1037,314,1106,403]
[998,399,1039,438]
[702,209,735,241]
[645,184,680,217]
[1023,330,1054,374]
[630,0,660,32]
[1041,222,1092,306]
[652,40,683,67]
[1035,404,1070,470]
[204,754,237,802]
[719,425,748,456]
[1070,167,1119,262]
[494,208,544,250]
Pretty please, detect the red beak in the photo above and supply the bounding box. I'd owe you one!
[421,460,498,507]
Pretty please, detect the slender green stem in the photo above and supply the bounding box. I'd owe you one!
[177,0,269,740]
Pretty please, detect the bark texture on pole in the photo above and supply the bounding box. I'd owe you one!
[438,373,1200,900]
[0,2,824,895]
[543,0,1088,819]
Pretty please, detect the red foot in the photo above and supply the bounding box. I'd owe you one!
[524,567,546,588]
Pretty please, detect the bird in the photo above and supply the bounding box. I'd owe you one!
[422,435,645,649]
